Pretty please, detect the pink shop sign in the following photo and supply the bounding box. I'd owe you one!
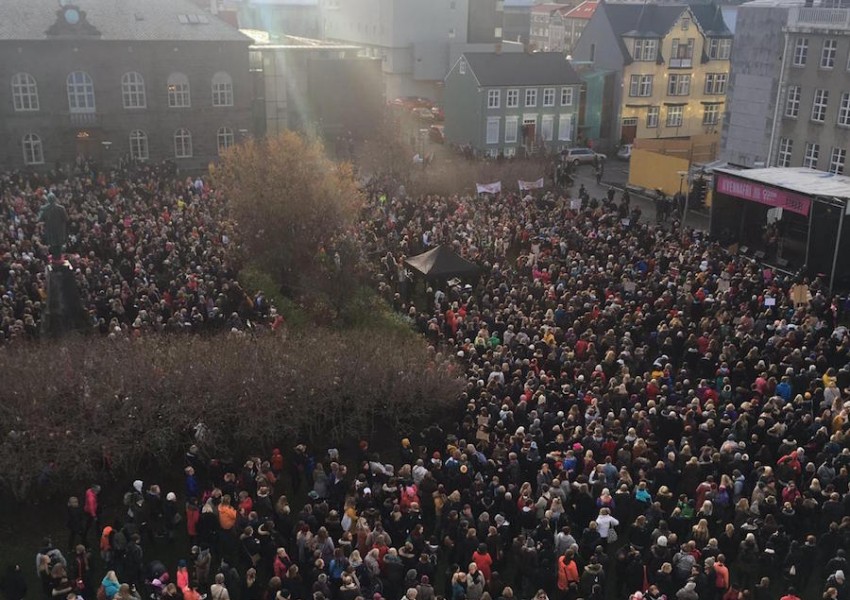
[716,173,811,216]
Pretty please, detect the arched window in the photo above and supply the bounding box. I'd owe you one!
[217,126,234,154]
[167,73,191,108]
[67,71,95,112]
[22,133,44,165]
[211,71,233,107]
[11,73,39,111]
[129,130,149,161]
[121,72,146,109]
[174,128,193,158]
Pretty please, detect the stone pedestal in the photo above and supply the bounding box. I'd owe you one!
[42,262,89,338]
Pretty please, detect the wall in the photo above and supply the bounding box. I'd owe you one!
[468,0,504,44]
[628,148,689,196]
[776,29,850,170]
[571,4,625,147]
[633,134,719,163]
[444,57,483,148]
[0,39,252,170]
[720,4,790,167]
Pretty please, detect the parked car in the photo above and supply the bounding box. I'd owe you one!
[617,144,632,161]
[563,147,607,166]
[413,107,435,121]
[429,125,445,144]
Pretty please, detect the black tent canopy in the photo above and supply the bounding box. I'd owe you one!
[404,245,479,279]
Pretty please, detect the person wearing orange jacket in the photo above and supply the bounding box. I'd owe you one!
[218,495,237,531]
[557,549,580,600]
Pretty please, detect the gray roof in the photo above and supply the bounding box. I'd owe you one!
[461,52,582,87]
[597,2,732,62]
[0,0,250,42]
[603,2,687,38]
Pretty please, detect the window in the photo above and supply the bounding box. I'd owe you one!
[703,104,720,125]
[121,72,146,109]
[11,73,39,112]
[634,38,658,61]
[590,43,596,62]
[168,73,191,108]
[174,128,193,158]
[543,88,555,107]
[821,39,838,68]
[647,106,659,128]
[667,74,690,96]
[629,75,653,97]
[67,71,95,113]
[494,26,502,38]
[212,72,233,107]
[560,87,574,106]
[666,105,684,127]
[793,38,808,67]
[129,130,149,161]
[803,142,820,168]
[525,88,537,107]
[541,115,554,141]
[217,127,234,154]
[704,73,727,95]
[777,137,793,167]
[670,38,694,67]
[488,89,500,109]
[558,114,572,141]
[830,147,846,174]
[839,92,850,126]
[681,17,690,30]
[812,89,829,122]
[506,89,519,108]
[486,117,500,144]
[505,117,518,143]
[785,85,801,118]
[22,133,43,165]
[708,38,732,60]
[459,58,467,75]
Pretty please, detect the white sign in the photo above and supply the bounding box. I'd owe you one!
[476,181,502,195]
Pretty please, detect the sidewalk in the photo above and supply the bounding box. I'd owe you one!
[570,164,710,230]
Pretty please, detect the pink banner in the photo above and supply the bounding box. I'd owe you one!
[715,173,811,216]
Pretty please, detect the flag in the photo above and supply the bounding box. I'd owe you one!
[476,181,502,194]
[518,178,544,191]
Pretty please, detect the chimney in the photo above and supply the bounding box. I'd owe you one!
[209,0,219,15]
[495,41,502,53]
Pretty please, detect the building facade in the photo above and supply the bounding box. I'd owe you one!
[771,5,850,173]
[444,52,582,156]
[1,0,252,170]
[720,0,799,168]
[320,0,470,99]
[571,2,732,156]
[530,4,571,52]
[562,1,598,54]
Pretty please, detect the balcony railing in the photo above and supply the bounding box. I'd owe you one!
[788,7,850,30]
[669,58,693,68]
[69,112,100,127]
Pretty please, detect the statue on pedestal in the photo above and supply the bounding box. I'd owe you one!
[37,191,88,337]
[38,192,68,261]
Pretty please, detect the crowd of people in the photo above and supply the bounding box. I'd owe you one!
[8,163,850,600]
[0,161,272,343]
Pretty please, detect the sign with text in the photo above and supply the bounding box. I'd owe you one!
[715,173,811,216]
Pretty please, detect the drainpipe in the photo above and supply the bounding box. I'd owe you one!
[767,29,790,166]
[829,199,846,294]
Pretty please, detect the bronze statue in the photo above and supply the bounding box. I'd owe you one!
[38,192,68,260]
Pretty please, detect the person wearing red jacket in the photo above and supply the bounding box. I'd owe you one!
[83,484,100,542]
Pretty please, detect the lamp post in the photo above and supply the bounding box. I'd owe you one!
[677,170,689,227]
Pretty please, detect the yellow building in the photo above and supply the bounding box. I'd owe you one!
[572,3,732,158]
